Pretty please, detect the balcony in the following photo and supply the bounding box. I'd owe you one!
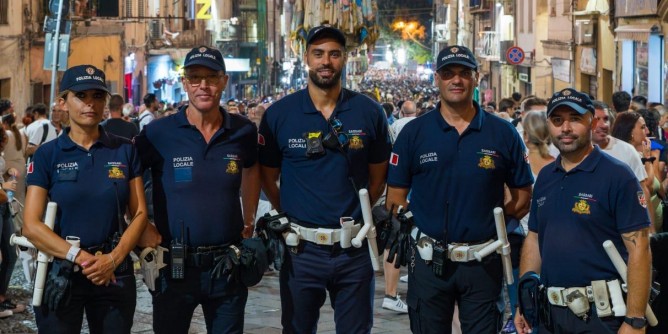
[476,31,500,60]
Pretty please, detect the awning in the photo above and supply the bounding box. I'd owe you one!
[614,24,662,42]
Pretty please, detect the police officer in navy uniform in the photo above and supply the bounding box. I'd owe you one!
[514,88,652,334]
[258,25,391,333]
[23,64,149,333]
[386,45,534,333]
[135,46,260,334]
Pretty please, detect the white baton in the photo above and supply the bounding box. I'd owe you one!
[602,240,658,327]
[353,189,381,271]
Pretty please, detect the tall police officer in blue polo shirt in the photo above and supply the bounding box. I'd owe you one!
[135,46,260,334]
[23,64,149,333]
[258,25,391,333]
[386,45,534,333]
[514,88,652,334]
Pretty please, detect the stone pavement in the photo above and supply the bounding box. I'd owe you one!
[1,263,412,333]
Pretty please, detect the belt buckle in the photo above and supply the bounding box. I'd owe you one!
[450,245,469,262]
[315,229,333,245]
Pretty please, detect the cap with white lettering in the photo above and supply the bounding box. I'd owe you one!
[59,65,109,93]
[184,46,226,72]
[436,45,478,71]
[546,88,594,117]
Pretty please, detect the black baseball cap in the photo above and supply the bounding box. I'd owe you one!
[547,88,595,117]
[306,25,346,47]
[436,45,478,71]
[184,46,226,72]
[59,65,108,93]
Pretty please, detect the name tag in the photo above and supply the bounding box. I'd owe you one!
[57,169,78,181]
[174,167,192,183]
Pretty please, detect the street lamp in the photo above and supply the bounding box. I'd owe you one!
[396,47,406,65]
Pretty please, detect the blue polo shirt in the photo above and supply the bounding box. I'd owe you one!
[258,88,391,227]
[528,146,650,287]
[135,106,257,247]
[387,102,533,242]
[26,127,141,248]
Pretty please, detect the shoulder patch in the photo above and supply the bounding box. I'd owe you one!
[258,133,265,146]
[390,152,399,166]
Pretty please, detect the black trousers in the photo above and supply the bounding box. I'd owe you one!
[539,304,623,333]
[35,272,136,334]
[407,249,502,334]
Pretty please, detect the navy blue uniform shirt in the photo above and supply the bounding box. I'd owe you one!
[387,102,533,242]
[528,146,650,287]
[258,88,391,227]
[26,127,141,248]
[135,106,257,246]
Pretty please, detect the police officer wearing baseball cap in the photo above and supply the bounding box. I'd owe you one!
[258,25,391,333]
[24,64,150,333]
[514,88,652,333]
[135,46,261,333]
[386,45,534,333]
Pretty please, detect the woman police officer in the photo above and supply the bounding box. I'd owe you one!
[22,64,150,333]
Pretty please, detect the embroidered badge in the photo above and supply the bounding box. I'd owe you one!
[108,166,125,179]
[638,191,647,208]
[258,133,265,146]
[572,199,591,215]
[478,155,495,169]
[390,153,399,166]
[349,135,364,150]
[226,160,239,174]
[27,162,34,174]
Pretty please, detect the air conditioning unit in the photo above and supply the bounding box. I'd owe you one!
[575,20,594,45]
[435,24,449,42]
[150,20,162,39]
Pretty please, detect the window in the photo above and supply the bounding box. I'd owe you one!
[0,78,10,100]
[125,0,133,17]
[0,0,8,24]
[563,0,571,14]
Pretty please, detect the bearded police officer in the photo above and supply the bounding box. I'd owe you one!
[386,45,533,333]
[135,46,260,334]
[258,25,391,333]
[514,88,652,333]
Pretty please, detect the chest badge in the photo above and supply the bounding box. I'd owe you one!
[478,155,496,169]
[572,199,591,215]
[108,166,125,179]
[226,160,239,174]
[349,135,364,150]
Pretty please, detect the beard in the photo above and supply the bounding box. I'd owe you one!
[308,66,342,89]
[552,132,591,154]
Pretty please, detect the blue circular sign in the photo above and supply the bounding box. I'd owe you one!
[506,47,525,65]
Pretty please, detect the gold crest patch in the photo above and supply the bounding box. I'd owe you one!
[349,135,364,150]
[108,166,125,179]
[572,199,590,215]
[226,160,239,174]
[478,155,495,169]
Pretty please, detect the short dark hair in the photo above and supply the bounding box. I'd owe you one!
[381,103,395,118]
[612,91,631,112]
[632,95,648,108]
[611,111,641,143]
[32,103,48,116]
[522,97,547,112]
[108,94,124,112]
[511,92,522,102]
[0,99,11,114]
[143,93,156,108]
[499,98,515,113]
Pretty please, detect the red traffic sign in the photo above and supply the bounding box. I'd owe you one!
[506,46,525,65]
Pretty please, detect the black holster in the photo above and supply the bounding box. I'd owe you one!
[518,271,551,331]
[255,211,292,270]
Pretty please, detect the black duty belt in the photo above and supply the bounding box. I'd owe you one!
[186,244,235,268]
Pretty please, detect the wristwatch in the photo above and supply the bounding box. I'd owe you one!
[641,156,656,164]
[624,316,647,329]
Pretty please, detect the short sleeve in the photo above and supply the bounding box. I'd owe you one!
[614,175,651,234]
[506,129,534,188]
[134,128,160,173]
[367,106,392,164]
[387,129,412,188]
[243,122,258,168]
[26,145,51,189]
[258,111,282,168]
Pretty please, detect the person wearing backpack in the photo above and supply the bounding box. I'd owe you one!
[24,103,57,159]
[137,93,158,131]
